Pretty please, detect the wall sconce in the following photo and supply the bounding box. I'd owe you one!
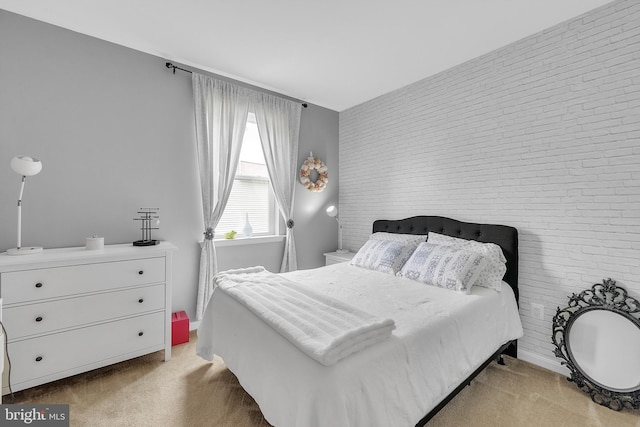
[7,156,43,255]
[326,205,348,253]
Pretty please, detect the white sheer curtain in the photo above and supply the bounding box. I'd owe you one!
[253,93,302,272]
[193,73,250,320]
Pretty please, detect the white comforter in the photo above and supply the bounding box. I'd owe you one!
[213,266,395,366]
[197,263,523,427]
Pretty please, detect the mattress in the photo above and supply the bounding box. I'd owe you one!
[197,262,523,427]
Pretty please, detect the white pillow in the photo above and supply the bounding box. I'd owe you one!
[397,242,489,294]
[427,232,507,262]
[427,232,506,292]
[350,239,417,275]
[369,232,426,245]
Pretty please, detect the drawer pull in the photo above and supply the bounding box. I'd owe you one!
[138,270,144,275]
[138,298,144,303]
[35,282,43,288]
[35,356,43,362]
[138,331,144,337]
[35,316,43,322]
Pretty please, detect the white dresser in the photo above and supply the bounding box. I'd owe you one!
[0,242,175,395]
[0,297,3,403]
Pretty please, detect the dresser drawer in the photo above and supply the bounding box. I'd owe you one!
[1,257,165,305]
[4,284,165,340]
[9,311,165,387]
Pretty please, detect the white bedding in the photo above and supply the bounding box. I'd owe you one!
[197,262,523,427]
[213,266,395,366]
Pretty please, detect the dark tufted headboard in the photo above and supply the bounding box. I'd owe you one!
[373,216,519,303]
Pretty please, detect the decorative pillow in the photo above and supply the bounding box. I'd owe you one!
[397,243,489,294]
[369,232,426,245]
[427,232,506,292]
[350,239,417,275]
[427,232,507,262]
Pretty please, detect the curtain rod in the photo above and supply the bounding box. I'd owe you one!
[165,62,308,108]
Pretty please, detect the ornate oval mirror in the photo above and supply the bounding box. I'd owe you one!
[552,278,640,411]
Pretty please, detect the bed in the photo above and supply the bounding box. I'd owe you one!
[197,216,523,426]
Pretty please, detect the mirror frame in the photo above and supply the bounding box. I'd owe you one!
[552,278,640,411]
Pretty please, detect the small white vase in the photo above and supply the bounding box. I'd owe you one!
[243,213,253,237]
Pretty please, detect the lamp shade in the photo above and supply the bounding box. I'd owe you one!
[326,205,338,218]
[11,156,42,176]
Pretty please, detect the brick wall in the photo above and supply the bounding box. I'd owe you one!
[339,0,640,372]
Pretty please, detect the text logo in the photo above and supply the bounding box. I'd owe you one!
[1,405,69,426]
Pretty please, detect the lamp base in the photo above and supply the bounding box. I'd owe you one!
[7,246,43,256]
[336,249,350,254]
[133,239,160,247]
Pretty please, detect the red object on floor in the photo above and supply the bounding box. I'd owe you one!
[171,311,190,346]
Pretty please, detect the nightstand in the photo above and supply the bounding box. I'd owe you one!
[323,251,355,266]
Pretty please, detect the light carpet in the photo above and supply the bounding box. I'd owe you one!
[7,331,639,426]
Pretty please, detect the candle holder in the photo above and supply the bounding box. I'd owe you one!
[133,208,160,246]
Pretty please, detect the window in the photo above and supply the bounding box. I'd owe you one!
[216,113,278,237]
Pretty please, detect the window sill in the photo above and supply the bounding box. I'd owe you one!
[202,235,285,248]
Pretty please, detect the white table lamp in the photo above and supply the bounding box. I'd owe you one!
[326,205,348,253]
[7,155,43,255]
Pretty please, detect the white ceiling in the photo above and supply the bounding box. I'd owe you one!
[0,0,615,111]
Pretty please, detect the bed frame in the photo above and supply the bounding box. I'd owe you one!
[372,216,519,426]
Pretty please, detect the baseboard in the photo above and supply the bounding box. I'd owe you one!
[189,320,200,331]
[518,349,570,377]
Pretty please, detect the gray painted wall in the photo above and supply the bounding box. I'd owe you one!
[0,11,339,321]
